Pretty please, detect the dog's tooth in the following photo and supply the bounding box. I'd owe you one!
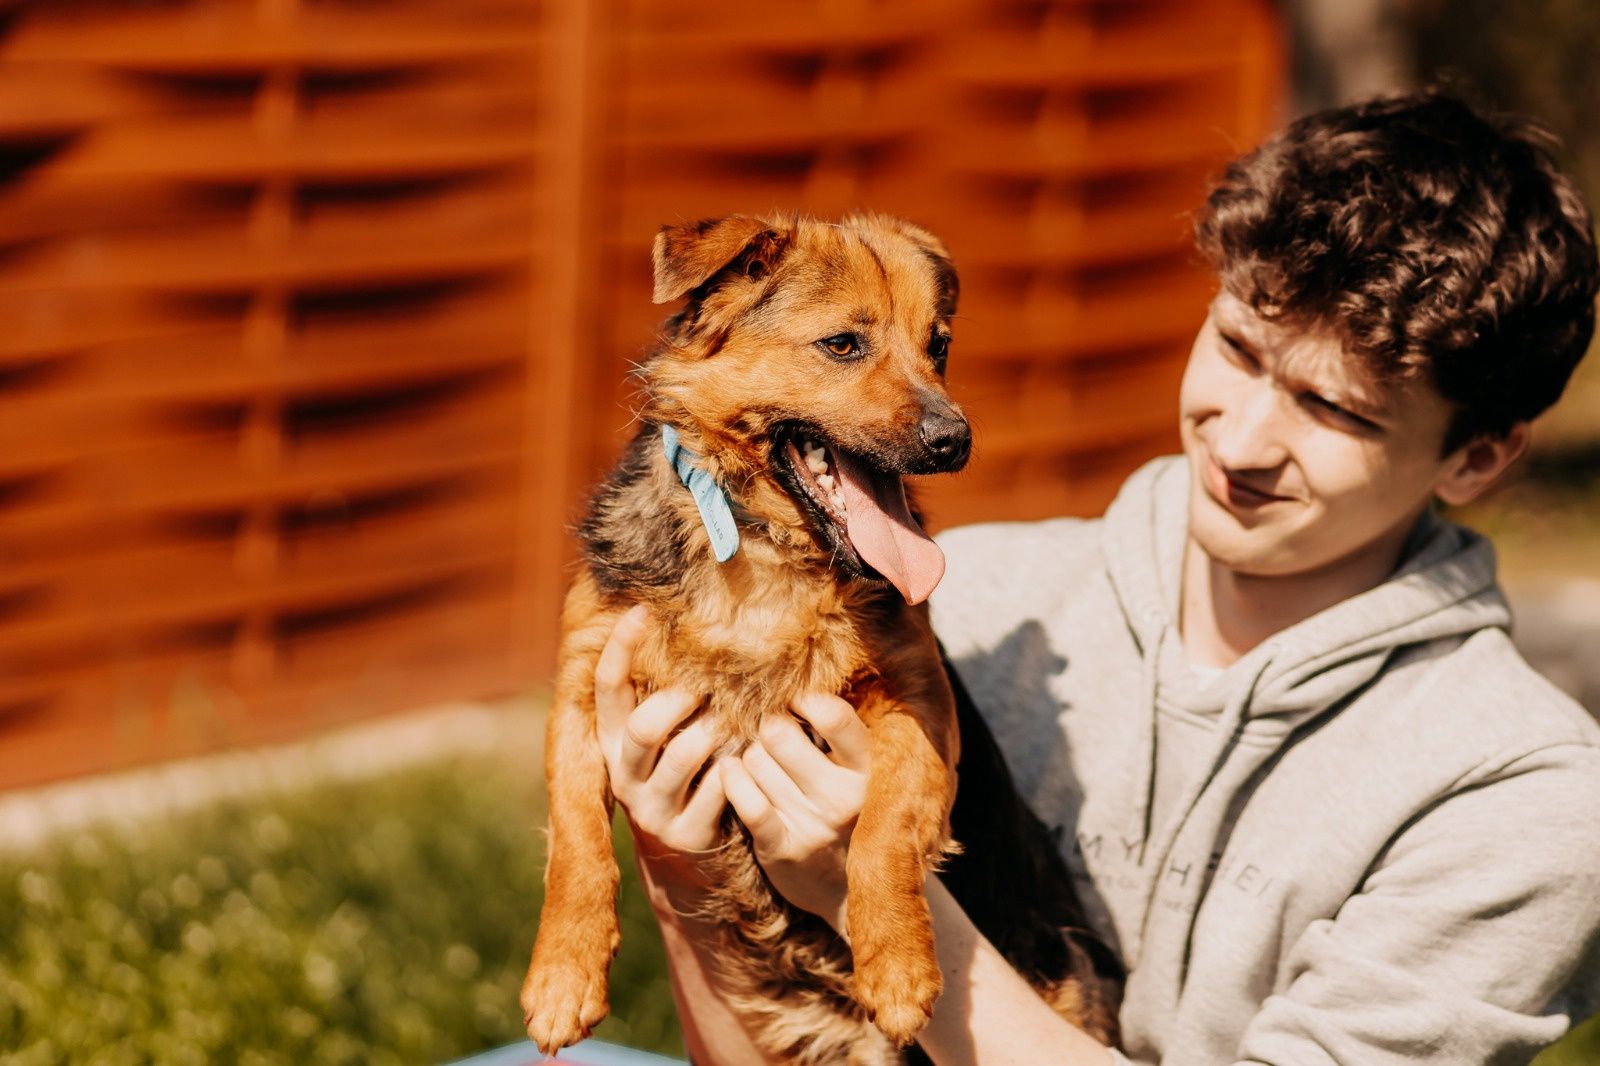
[817,473,834,491]
[832,491,847,514]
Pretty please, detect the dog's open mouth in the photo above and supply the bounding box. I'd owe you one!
[776,428,946,605]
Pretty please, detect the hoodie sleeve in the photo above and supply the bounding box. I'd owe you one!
[1232,743,1600,1065]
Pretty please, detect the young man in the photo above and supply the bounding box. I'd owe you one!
[589,91,1600,1063]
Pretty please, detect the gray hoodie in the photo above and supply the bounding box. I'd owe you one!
[930,456,1600,1065]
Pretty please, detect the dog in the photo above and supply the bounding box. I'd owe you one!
[520,213,1120,1063]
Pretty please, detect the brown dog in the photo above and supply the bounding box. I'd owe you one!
[520,213,1119,1063]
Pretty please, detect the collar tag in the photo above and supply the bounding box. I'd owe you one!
[661,424,740,563]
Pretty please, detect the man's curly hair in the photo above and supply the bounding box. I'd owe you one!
[1195,90,1599,453]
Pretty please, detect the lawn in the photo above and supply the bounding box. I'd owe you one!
[0,751,682,1065]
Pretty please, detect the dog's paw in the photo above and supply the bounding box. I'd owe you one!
[854,944,942,1046]
[520,962,610,1055]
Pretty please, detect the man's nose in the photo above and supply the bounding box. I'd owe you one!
[1208,382,1288,471]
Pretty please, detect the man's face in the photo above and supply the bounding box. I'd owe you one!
[1178,291,1460,578]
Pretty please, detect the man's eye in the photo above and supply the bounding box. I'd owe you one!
[819,334,860,359]
[1220,333,1261,371]
[928,334,950,369]
[1305,393,1378,431]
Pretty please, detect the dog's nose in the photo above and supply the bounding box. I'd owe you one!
[918,411,971,468]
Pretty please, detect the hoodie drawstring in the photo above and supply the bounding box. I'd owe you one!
[1129,644,1276,963]
[1133,617,1166,868]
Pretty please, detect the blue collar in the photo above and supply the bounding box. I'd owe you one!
[661,424,740,563]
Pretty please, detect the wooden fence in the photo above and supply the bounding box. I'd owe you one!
[0,0,1281,788]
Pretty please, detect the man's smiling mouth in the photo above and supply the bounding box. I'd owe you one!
[1200,452,1293,510]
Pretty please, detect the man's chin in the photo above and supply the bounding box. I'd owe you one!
[1188,505,1302,578]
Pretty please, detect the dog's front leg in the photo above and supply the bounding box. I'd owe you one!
[521,587,622,1054]
[845,679,957,1046]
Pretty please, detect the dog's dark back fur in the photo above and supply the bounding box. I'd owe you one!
[580,425,695,599]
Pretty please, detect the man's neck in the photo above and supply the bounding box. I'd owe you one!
[1179,512,1424,669]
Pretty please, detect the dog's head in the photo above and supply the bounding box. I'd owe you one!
[642,212,968,604]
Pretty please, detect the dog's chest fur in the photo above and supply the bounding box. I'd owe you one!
[648,569,865,741]
[581,426,889,742]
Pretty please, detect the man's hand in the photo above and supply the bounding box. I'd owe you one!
[592,604,872,929]
[593,606,727,892]
[720,693,872,932]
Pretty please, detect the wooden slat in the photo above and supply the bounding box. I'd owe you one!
[34,119,536,185]
[10,17,540,73]
[0,230,531,294]
[0,551,512,656]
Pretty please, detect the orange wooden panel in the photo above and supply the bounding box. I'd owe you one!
[0,0,1283,788]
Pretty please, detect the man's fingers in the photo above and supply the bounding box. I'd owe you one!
[758,713,854,799]
[676,760,729,845]
[647,716,723,803]
[720,756,785,852]
[616,688,700,783]
[594,605,651,740]
[743,733,820,817]
[790,692,872,774]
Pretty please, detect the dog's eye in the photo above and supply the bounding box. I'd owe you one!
[819,333,860,359]
[928,334,950,370]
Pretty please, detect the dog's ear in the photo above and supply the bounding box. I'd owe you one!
[652,216,788,304]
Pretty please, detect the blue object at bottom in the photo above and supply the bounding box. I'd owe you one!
[444,1038,686,1066]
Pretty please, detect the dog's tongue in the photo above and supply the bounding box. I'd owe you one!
[834,450,946,605]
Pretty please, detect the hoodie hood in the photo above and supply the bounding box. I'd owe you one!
[1100,457,1513,972]
[1104,456,1511,722]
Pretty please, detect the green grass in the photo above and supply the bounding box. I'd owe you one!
[1541,1013,1600,1066]
[0,756,682,1066]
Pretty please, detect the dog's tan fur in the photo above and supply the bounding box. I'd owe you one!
[520,213,1114,1063]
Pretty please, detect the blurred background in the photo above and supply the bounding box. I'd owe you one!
[0,1,1594,1063]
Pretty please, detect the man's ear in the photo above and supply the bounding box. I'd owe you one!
[651,216,787,304]
[1435,422,1530,507]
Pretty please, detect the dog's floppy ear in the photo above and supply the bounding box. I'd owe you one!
[652,215,787,304]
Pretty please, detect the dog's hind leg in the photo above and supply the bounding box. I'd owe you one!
[521,583,621,1055]
[844,678,958,1047]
